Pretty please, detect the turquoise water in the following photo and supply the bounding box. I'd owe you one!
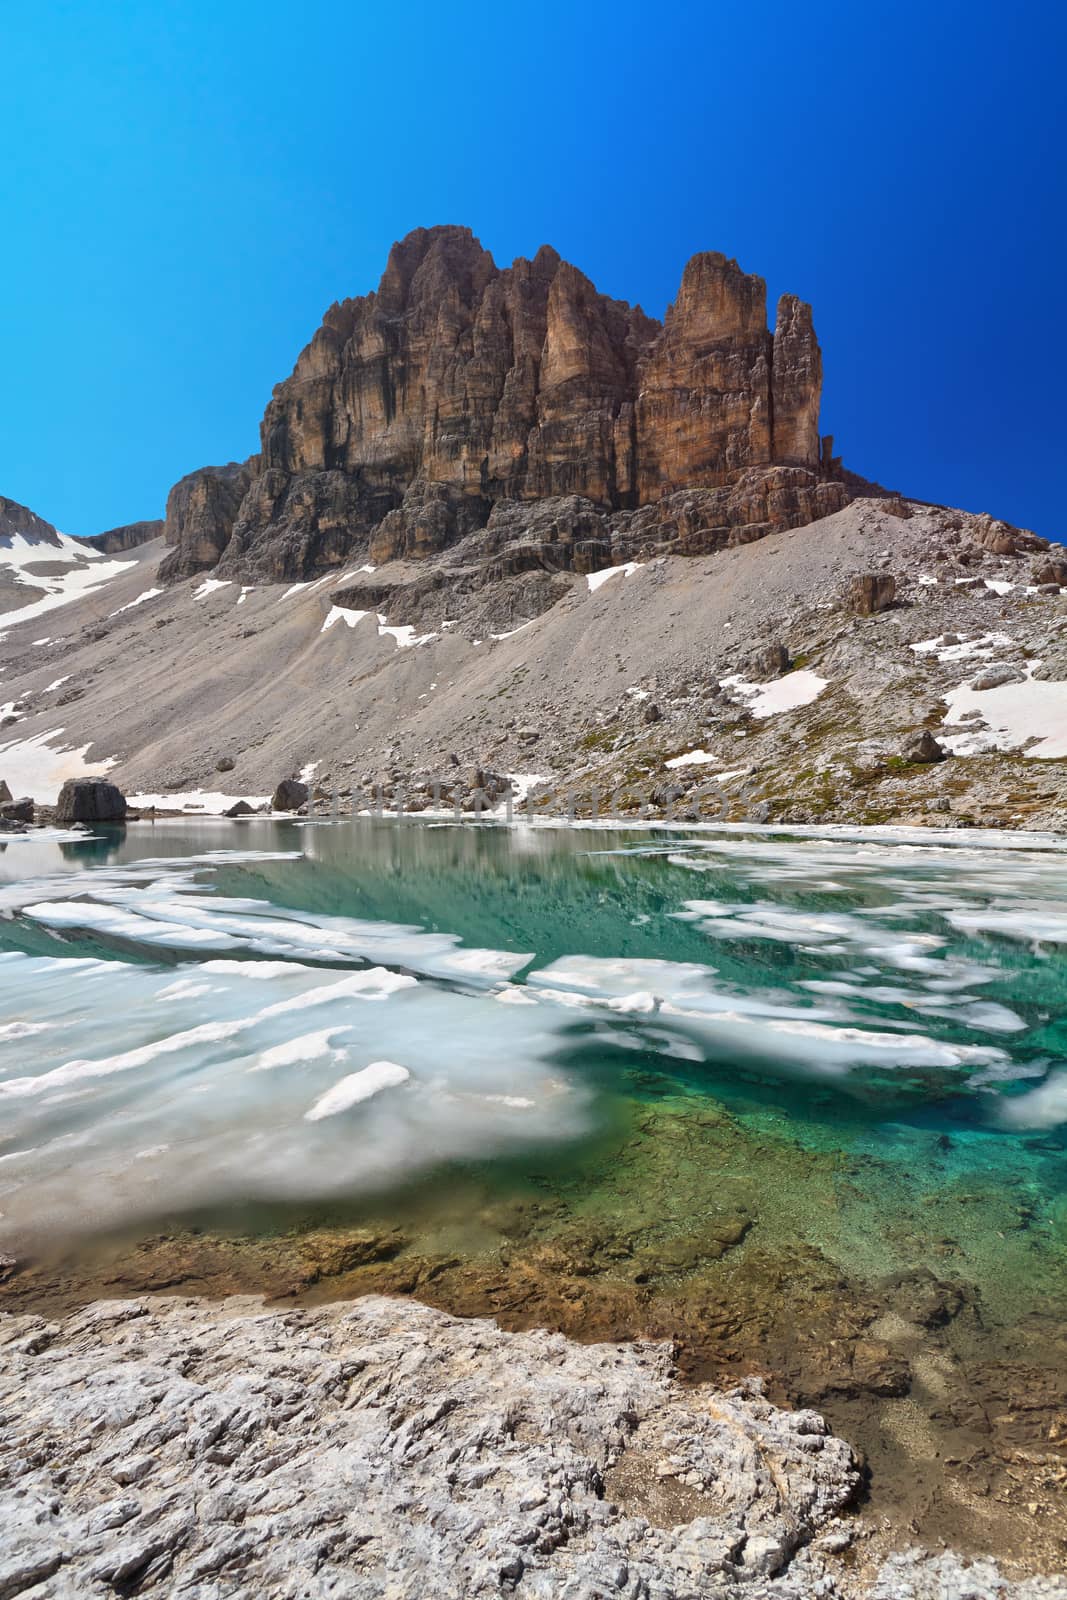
[0,816,1064,1323]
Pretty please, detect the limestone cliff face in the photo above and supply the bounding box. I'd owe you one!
[160,463,254,581]
[0,495,63,547]
[162,226,843,581]
[76,519,164,555]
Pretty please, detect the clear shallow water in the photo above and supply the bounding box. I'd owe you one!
[0,817,1065,1311]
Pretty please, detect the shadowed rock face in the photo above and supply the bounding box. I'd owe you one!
[76,519,164,555]
[0,495,63,547]
[161,226,845,582]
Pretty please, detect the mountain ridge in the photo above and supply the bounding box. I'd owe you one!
[158,226,849,585]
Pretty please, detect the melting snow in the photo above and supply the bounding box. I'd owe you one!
[192,579,232,600]
[586,562,644,593]
[665,749,718,770]
[110,587,162,616]
[720,669,828,718]
[0,728,117,803]
[321,605,367,633]
[0,530,136,636]
[126,789,270,814]
[942,668,1067,759]
[490,620,535,641]
[911,632,1014,663]
[376,615,438,649]
[304,1060,411,1121]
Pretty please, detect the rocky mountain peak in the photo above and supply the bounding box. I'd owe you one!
[159,227,843,583]
[0,495,62,548]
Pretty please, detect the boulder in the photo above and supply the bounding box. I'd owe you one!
[751,642,791,678]
[0,780,10,804]
[1032,559,1067,587]
[846,573,896,615]
[215,755,236,773]
[900,730,946,764]
[271,778,309,811]
[224,800,255,818]
[972,516,1018,556]
[643,702,663,724]
[55,779,127,823]
[970,664,1025,690]
[0,797,34,823]
[1032,650,1067,682]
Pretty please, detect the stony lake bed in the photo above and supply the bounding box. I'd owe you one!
[1,816,1065,1589]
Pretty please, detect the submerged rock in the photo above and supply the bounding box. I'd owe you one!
[0,1294,1059,1598]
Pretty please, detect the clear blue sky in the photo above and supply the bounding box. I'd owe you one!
[2,0,1064,538]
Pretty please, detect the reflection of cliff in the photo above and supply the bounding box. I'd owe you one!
[220,822,723,970]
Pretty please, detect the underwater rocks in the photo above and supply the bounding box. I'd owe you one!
[0,1293,859,1598]
[1,1294,1064,1599]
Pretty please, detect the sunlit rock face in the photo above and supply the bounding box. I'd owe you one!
[160,227,847,582]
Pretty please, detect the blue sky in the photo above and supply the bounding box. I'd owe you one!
[2,0,1064,538]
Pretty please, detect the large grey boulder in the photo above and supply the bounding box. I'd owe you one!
[0,797,34,823]
[271,778,308,811]
[55,779,127,823]
[900,730,947,764]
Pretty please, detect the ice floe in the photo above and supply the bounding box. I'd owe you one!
[304,1060,411,1120]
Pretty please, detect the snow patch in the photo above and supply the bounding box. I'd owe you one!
[110,588,162,616]
[942,669,1067,759]
[586,562,643,593]
[126,790,270,814]
[321,605,367,633]
[720,669,828,719]
[376,615,438,649]
[0,728,117,803]
[0,530,136,637]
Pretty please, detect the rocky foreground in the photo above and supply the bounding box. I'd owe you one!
[0,1295,1063,1599]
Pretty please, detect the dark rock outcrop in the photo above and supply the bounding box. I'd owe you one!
[159,227,848,584]
[76,519,164,555]
[271,778,308,811]
[900,730,947,764]
[160,463,255,580]
[0,495,62,547]
[846,573,897,615]
[0,797,34,823]
[55,779,127,823]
